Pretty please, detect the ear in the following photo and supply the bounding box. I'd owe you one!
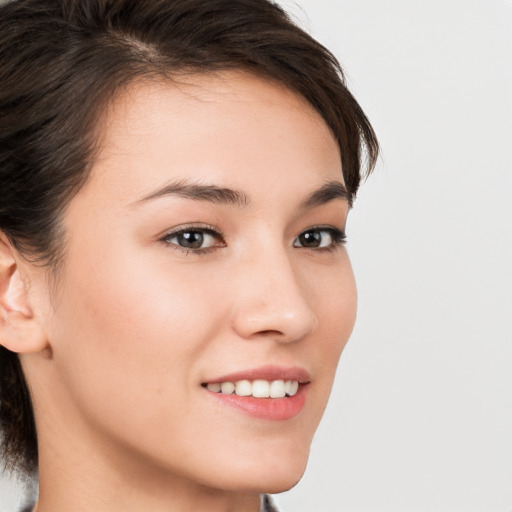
[0,233,49,353]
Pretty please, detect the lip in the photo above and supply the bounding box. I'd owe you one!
[204,385,308,421]
[203,364,311,385]
[201,365,310,421]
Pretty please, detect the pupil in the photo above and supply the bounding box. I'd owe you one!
[299,231,321,247]
[179,231,204,249]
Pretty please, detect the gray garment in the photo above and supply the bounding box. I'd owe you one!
[260,494,279,512]
[20,495,278,512]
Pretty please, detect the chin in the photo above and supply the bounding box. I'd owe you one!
[218,465,307,495]
[255,469,305,494]
[206,442,311,494]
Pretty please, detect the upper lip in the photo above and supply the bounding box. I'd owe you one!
[203,365,311,384]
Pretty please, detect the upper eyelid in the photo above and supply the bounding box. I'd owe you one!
[300,226,346,237]
[160,223,224,239]
[298,225,346,237]
[158,223,345,246]
[302,224,344,232]
[160,224,344,237]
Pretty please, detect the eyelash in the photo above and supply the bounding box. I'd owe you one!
[293,226,346,252]
[160,224,225,255]
[160,224,346,255]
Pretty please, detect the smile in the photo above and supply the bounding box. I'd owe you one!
[203,379,300,398]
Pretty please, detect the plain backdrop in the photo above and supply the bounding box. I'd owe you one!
[1,1,511,511]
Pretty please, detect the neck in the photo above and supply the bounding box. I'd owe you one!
[34,494,261,512]
[34,411,261,512]
[36,457,261,512]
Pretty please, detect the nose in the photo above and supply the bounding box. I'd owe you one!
[230,250,319,343]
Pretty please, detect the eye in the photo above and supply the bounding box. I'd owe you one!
[161,225,225,253]
[293,227,346,249]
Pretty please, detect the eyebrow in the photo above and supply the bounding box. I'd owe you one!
[299,181,352,209]
[134,178,350,209]
[134,179,250,207]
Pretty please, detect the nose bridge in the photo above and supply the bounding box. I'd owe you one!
[231,242,318,342]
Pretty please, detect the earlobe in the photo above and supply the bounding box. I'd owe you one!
[0,233,49,354]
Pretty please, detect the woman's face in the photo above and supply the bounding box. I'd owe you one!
[33,72,356,493]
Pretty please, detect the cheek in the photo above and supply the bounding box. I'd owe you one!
[311,250,357,343]
[49,247,228,435]
[306,252,357,402]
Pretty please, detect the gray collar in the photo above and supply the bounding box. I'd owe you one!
[260,494,279,512]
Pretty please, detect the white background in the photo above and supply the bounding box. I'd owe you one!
[1,1,511,511]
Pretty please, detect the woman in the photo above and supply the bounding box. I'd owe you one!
[0,0,378,510]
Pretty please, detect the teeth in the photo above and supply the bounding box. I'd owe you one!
[205,379,300,398]
[235,380,252,396]
[252,379,270,398]
[220,382,235,395]
[286,380,299,396]
[206,383,221,393]
[269,380,286,398]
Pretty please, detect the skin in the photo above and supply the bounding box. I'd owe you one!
[0,71,357,512]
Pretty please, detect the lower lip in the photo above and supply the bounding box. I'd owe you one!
[204,384,308,421]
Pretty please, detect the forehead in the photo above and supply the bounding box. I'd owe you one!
[89,71,343,207]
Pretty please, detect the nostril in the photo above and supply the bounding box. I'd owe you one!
[255,329,283,337]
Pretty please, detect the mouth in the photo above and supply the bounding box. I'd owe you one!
[201,366,310,420]
[201,379,300,398]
